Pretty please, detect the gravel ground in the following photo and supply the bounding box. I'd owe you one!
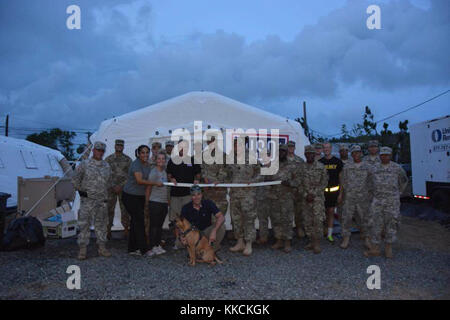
[1,204,449,300]
[401,201,450,229]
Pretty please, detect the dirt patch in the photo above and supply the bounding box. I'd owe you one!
[397,216,450,253]
[389,285,436,300]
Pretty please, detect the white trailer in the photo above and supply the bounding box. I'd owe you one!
[410,115,450,209]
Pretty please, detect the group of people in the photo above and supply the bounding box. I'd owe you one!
[72,136,408,261]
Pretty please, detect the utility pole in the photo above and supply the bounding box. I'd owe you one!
[5,114,9,136]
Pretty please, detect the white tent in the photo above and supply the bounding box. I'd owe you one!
[0,136,66,208]
[89,91,310,230]
[91,91,309,157]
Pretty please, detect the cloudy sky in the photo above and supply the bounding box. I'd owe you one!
[1,0,449,145]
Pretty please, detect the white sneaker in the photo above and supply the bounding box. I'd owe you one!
[172,244,181,250]
[145,248,157,257]
[154,245,166,255]
[129,250,141,256]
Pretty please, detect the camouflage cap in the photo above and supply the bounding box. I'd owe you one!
[368,140,379,147]
[314,143,323,149]
[115,139,124,146]
[152,141,162,148]
[94,141,106,151]
[379,146,392,155]
[287,141,296,147]
[350,145,361,153]
[279,144,288,151]
[339,143,349,151]
[190,184,202,194]
[165,141,174,147]
[305,145,315,153]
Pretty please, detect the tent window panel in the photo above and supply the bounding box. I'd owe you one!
[20,150,38,169]
[0,156,4,168]
[48,154,61,171]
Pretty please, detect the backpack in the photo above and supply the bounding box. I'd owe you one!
[1,216,45,251]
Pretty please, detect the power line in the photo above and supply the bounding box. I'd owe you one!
[0,126,93,134]
[3,114,96,131]
[375,89,450,124]
[308,89,450,138]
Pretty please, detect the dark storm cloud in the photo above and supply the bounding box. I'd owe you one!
[0,0,448,131]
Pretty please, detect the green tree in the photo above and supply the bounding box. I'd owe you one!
[76,143,87,155]
[351,123,364,137]
[397,120,410,163]
[380,122,393,146]
[363,106,377,136]
[295,116,310,140]
[340,124,350,140]
[26,128,77,160]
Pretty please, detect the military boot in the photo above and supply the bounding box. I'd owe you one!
[297,227,305,239]
[340,236,350,249]
[364,237,371,250]
[283,240,292,253]
[256,235,268,245]
[359,229,365,240]
[364,243,381,257]
[271,239,283,250]
[385,243,393,259]
[229,238,245,252]
[78,246,87,260]
[313,237,322,254]
[304,239,313,250]
[242,241,252,256]
[98,244,112,257]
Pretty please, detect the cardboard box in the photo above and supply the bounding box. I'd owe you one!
[40,206,77,239]
[17,176,75,217]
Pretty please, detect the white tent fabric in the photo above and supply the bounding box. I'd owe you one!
[0,136,65,207]
[90,91,309,159]
[89,91,310,230]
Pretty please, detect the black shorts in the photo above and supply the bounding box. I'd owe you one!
[324,191,339,208]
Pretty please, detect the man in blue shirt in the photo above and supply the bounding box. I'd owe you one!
[179,185,226,251]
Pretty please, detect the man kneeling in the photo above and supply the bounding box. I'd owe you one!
[177,185,226,252]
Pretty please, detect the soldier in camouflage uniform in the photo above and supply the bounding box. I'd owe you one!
[256,151,271,245]
[298,145,328,254]
[364,147,408,258]
[314,143,324,161]
[336,143,350,242]
[149,141,162,167]
[362,140,381,238]
[338,143,351,165]
[105,139,132,239]
[72,141,113,260]
[287,140,305,239]
[363,140,380,169]
[229,138,260,256]
[201,136,230,231]
[338,145,371,249]
[265,144,297,253]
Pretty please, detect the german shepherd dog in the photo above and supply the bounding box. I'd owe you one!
[175,217,223,266]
